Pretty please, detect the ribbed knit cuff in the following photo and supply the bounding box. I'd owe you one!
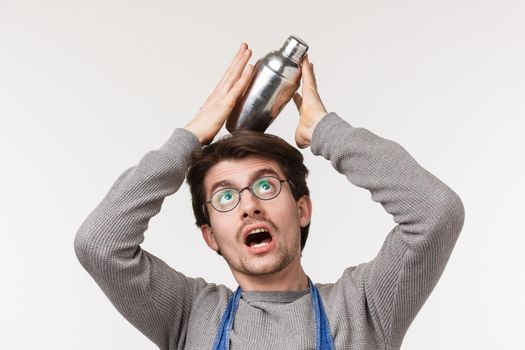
[159,128,201,170]
[310,112,354,157]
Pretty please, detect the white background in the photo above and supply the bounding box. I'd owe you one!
[1,0,524,349]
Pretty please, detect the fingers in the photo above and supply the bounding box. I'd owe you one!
[223,48,252,92]
[226,63,254,102]
[292,92,303,110]
[301,55,318,89]
[222,43,248,80]
[229,42,249,70]
[216,43,252,93]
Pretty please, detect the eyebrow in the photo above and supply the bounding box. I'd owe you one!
[208,167,281,197]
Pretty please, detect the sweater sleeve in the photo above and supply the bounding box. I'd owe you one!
[73,128,210,349]
[310,113,465,347]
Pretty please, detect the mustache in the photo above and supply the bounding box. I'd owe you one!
[237,219,278,240]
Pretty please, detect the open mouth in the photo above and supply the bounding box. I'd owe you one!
[245,228,273,249]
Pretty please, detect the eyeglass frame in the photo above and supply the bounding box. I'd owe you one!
[202,176,295,219]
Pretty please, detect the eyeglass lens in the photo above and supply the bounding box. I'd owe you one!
[210,176,283,212]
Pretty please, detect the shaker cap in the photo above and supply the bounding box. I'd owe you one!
[280,35,309,63]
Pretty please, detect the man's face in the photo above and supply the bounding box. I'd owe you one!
[200,157,311,279]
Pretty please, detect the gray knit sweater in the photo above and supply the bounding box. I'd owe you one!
[74,112,465,349]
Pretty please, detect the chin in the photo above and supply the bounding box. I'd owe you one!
[242,255,294,277]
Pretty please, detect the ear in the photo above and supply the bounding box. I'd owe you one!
[296,195,312,227]
[200,224,219,252]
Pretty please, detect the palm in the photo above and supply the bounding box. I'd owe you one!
[292,56,327,149]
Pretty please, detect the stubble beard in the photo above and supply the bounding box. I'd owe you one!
[225,238,300,277]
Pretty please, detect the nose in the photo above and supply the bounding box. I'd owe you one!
[238,187,262,219]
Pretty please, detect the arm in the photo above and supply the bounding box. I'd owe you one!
[293,56,465,347]
[74,43,255,349]
[74,129,205,348]
[311,113,464,347]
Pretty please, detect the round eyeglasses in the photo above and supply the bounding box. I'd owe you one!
[204,176,292,213]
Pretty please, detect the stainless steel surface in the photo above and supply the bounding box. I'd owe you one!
[226,35,309,132]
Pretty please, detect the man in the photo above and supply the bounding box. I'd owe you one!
[75,42,465,349]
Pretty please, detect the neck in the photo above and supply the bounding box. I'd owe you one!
[233,258,309,292]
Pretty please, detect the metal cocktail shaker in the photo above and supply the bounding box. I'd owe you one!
[226,35,309,132]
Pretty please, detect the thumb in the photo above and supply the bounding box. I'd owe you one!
[292,92,302,110]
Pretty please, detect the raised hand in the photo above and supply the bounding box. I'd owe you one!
[184,43,254,145]
[292,55,328,149]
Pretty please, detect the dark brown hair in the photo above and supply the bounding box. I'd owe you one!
[186,130,311,251]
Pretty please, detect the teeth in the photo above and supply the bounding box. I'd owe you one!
[250,241,270,248]
[248,228,268,235]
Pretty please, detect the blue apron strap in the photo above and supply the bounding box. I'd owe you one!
[309,278,336,350]
[212,279,335,350]
[212,286,242,350]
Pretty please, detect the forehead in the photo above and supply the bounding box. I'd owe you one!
[204,157,285,193]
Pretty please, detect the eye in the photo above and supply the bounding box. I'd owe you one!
[218,190,236,205]
[254,178,276,195]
